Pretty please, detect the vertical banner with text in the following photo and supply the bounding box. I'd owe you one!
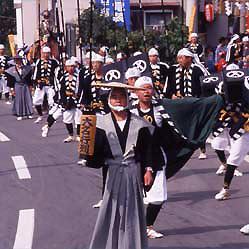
[96,0,131,31]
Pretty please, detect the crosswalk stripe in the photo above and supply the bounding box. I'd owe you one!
[0,131,10,142]
[13,209,35,249]
[11,156,31,179]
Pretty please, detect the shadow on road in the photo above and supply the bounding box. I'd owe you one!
[160,224,239,236]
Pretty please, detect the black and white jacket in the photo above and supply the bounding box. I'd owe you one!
[32,58,59,87]
[185,43,204,59]
[213,102,249,140]
[79,70,109,114]
[169,63,208,98]
[59,70,80,110]
[150,61,170,98]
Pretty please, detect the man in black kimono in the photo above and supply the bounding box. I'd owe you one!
[85,83,154,249]
[169,48,209,159]
[148,47,170,99]
[185,33,204,60]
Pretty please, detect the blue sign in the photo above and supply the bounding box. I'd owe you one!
[96,0,131,31]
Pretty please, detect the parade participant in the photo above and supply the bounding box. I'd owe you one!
[169,48,209,159]
[148,47,170,99]
[60,59,81,143]
[130,76,167,239]
[80,53,108,115]
[226,34,242,65]
[5,53,33,120]
[214,69,249,200]
[86,83,154,249]
[0,44,11,104]
[213,103,248,195]
[125,67,141,103]
[185,33,204,60]
[212,63,242,176]
[170,48,208,99]
[41,66,62,137]
[32,46,59,123]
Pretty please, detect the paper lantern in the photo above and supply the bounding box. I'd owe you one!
[205,3,214,22]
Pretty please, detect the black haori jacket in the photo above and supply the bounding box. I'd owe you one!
[168,63,206,98]
[32,58,58,88]
[59,70,81,110]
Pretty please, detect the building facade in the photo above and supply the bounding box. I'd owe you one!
[14,0,88,49]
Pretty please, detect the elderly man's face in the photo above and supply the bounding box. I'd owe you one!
[110,88,127,108]
[0,49,4,56]
[179,55,192,68]
[136,84,153,102]
[177,55,183,64]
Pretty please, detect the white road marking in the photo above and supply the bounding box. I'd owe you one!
[11,156,31,179]
[245,155,249,163]
[13,209,35,249]
[0,131,10,142]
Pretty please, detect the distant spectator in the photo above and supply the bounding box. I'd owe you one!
[215,52,226,72]
[215,37,227,64]
[205,47,216,73]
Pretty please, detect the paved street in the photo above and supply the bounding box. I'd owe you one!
[0,100,249,249]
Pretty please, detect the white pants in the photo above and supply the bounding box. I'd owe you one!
[212,129,249,167]
[63,108,81,125]
[0,78,9,94]
[144,167,167,205]
[33,86,55,106]
[49,104,63,120]
[211,128,231,151]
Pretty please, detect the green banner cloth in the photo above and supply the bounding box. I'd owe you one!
[160,95,224,179]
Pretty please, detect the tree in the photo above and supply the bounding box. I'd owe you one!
[79,7,188,63]
[0,0,16,47]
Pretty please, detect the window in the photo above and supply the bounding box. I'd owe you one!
[144,10,173,30]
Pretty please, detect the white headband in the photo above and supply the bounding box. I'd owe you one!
[42,46,51,53]
[125,67,141,79]
[134,76,153,88]
[177,48,194,57]
[148,48,159,56]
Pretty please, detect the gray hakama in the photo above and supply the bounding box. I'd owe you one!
[88,113,154,249]
[6,65,33,117]
[12,82,33,116]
